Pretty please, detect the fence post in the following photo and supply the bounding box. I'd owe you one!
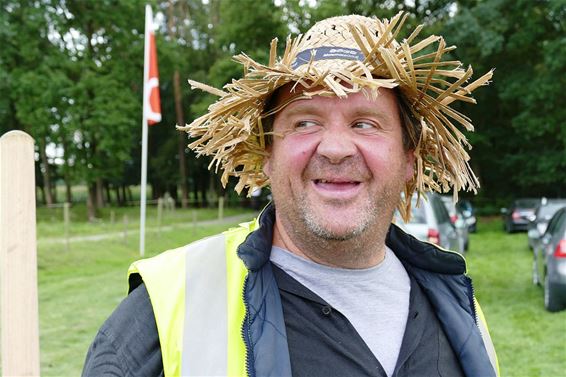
[0,131,41,376]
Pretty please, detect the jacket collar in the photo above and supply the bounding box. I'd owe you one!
[238,202,466,275]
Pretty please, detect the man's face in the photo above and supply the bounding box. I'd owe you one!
[264,85,414,243]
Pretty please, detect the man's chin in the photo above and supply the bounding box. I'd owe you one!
[304,218,367,242]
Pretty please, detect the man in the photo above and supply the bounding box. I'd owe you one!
[83,13,498,377]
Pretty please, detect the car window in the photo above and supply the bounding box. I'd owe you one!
[515,199,539,209]
[432,196,450,224]
[546,209,566,235]
[539,203,566,218]
[559,211,566,239]
[456,200,472,214]
[554,208,566,233]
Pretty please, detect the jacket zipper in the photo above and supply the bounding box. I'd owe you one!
[465,275,480,326]
[241,274,255,377]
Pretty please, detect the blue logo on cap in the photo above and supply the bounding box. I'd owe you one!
[291,46,365,69]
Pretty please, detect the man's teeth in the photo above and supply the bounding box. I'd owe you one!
[316,179,358,184]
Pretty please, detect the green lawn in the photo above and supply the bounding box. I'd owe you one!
[466,218,566,377]
[36,211,566,376]
[36,203,252,238]
[37,207,256,376]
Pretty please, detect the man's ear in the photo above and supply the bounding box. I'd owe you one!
[405,149,415,182]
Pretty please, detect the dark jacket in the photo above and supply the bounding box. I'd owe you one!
[239,204,497,377]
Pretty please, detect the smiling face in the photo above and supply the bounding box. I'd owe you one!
[263,85,415,267]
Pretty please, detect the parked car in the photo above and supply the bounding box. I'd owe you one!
[440,195,470,252]
[456,199,477,233]
[501,198,539,233]
[395,193,464,254]
[532,207,566,312]
[528,199,566,250]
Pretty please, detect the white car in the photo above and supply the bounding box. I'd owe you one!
[395,193,464,254]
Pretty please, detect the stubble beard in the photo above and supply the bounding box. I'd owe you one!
[273,172,404,252]
[299,194,376,241]
[270,154,408,266]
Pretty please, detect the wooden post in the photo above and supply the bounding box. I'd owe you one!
[63,202,70,252]
[0,131,41,376]
[218,196,224,221]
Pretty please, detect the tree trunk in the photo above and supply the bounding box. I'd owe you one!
[62,140,73,204]
[192,179,199,208]
[39,136,53,206]
[121,185,127,206]
[87,182,97,221]
[104,182,111,206]
[167,2,190,209]
[51,179,58,203]
[175,73,189,209]
[115,186,122,206]
[96,178,105,208]
[38,185,46,205]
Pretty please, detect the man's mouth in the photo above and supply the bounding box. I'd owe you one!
[313,179,361,191]
[314,179,360,184]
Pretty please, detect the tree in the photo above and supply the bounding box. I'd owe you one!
[445,0,566,201]
[1,0,68,205]
[56,0,144,218]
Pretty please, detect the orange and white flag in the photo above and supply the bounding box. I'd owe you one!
[143,5,161,125]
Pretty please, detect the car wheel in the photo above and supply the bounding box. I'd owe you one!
[505,222,513,233]
[532,259,540,286]
[544,273,564,312]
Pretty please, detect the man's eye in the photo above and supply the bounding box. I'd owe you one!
[293,120,321,133]
[296,120,318,129]
[352,121,377,130]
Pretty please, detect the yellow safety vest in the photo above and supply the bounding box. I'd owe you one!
[128,216,499,377]
[128,220,258,376]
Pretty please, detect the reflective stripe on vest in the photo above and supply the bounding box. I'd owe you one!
[474,297,500,376]
[128,220,257,377]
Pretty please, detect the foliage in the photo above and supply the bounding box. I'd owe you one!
[1,0,564,214]
[445,0,566,201]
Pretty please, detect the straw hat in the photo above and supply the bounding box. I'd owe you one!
[180,12,493,220]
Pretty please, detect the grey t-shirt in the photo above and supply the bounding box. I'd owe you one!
[270,246,410,377]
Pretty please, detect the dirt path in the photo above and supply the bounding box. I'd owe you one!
[38,213,256,245]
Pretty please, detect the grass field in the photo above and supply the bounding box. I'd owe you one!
[35,209,565,376]
[465,218,566,377]
[37,206,256,376]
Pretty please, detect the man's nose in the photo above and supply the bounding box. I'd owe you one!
[315,127,357,164]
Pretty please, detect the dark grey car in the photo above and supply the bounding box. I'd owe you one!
[532,206,566,312]
[528,199,566,250]
[501,198,539,233]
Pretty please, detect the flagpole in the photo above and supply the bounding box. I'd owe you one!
[140,4,152,258]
